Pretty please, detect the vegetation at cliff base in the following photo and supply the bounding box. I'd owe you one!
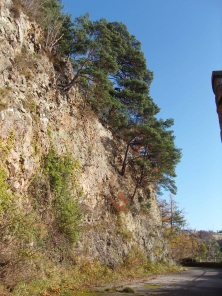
[0,165,41,290]
[11,249,179,296]
[0,137,83,292]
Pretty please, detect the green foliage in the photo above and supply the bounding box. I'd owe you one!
[0,166,41,288]
[0,168,36,240]
[0,131,15,161]
[0,167,11,213]
[52,13,182,194]
[59,15,181,195]
[43,147,82,243]
[62,15,155,127]
[38,0,65,51]
[0,133,37,255]
[38,0,62,29]
[122,118,181,195]
[144,285,161,289]
[15,0,72,52]
[140,202,151,212]
[196,230,222,260]
[200,242,208,256]
[11,247,180,295]
[0,99,8,111]
[121,287,135,293]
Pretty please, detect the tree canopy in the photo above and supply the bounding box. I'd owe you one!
[158,195,186,230]
[56,13,182,195]
[61,15,155,127]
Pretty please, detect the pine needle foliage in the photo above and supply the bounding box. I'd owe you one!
[56,13,182,195]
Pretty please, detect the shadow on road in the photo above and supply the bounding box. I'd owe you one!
[106,267,222,296]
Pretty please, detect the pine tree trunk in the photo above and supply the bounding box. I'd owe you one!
[64,50,94,91]
[131,164,144,199]
[120,142,131,176]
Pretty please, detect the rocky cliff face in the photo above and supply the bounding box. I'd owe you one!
[0,0,169,271]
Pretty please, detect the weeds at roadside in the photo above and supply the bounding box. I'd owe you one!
[11,249,180,295]
[121,287,135,293]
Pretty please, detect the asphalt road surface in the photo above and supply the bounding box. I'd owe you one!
[127,267,222,296]
[100,267,222,296]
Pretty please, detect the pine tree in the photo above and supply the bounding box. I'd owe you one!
[120,118,181,196]
[60,15,156,129]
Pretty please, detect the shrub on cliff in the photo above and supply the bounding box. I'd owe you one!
[12,0,73,53]
[0,166,41,288]
[43,147,82,243]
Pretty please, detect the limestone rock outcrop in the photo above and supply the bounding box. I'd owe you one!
[0,0,169,267]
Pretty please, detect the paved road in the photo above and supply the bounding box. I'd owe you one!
[99,267,222,296]
[126,267,222,296]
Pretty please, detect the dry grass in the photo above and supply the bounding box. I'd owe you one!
[11,0,42,18]
[0,86,12,111]
[0,99,8,111]
[14,50,36,80]
[10,0,21,19]
[10,249,181,296]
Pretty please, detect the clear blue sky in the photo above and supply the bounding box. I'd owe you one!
[62,0,222,231]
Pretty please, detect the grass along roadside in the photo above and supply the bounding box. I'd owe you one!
[10,254,182,296]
